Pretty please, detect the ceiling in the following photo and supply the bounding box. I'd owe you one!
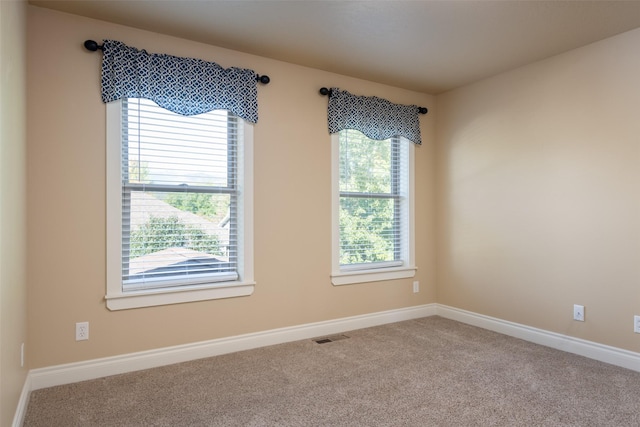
[30,0,640,94]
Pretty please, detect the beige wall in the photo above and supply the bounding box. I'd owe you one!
[436,27,640,352]
[26,6,436,369]
[1,0,28,425]
[26,0,640,385]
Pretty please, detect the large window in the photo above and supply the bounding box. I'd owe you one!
[106,99,254,310]
[331,129,415,285]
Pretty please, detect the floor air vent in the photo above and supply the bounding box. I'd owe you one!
[313,334,349,344]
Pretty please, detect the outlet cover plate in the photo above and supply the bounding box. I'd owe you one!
[76,322,89,341]
[573,305,585,322]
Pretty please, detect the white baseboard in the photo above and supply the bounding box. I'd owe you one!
[17,303,640,425]
[12,374,31,427]
[28,304,437,391]
[436,304,640,373]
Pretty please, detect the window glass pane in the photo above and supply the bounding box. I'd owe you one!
[338,129,403,268]
[339,129,392,194]
[120,98,239,290]
[125,98,234,188]
[123,191,233,284]
[339,197,398,265]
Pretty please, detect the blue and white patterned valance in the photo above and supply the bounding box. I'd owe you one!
[101,40,259,123]
[327,88,422,145]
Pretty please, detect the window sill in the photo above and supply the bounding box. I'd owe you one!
[331,266,416,286]
[105,281,255,310]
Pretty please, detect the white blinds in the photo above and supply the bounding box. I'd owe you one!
[121,98,240,291]
[338,129,406,268]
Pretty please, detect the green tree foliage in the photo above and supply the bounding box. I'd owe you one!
[130,215,221,258]
[164,192,229,222]
[128,160,149,183]
[184,227,221,254]
[165,193,216,218]
[340,130,392,193]
[339,198,395,264]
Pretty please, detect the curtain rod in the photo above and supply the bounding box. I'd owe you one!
[83,40,271,84]
[319,87,427,115]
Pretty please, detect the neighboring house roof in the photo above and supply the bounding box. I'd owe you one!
[130,192,229,246]
[128,247,229,277]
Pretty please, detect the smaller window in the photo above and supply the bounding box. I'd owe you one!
[331,129,416,285]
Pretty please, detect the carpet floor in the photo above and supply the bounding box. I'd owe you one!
[23,316,640,426]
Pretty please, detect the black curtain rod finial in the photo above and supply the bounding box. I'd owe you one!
[84,40,103,51]
[418,107,428,115]
[256,75,270,84]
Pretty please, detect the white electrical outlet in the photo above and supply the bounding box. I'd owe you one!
[573,304,585,322]
[413,281,419,293]
[634,315,640,334]
[76,322,89,341]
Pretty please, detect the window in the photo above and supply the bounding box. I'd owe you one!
[106,98,254,310]
[331,129,415,285]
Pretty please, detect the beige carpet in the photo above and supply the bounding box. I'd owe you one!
[24,316,640,426]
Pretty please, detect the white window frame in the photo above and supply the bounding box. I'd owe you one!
[105,100,254,310]
[331,132,416,286]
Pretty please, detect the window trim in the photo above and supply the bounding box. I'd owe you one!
[105,100,254,310]
[330,132,416,286]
